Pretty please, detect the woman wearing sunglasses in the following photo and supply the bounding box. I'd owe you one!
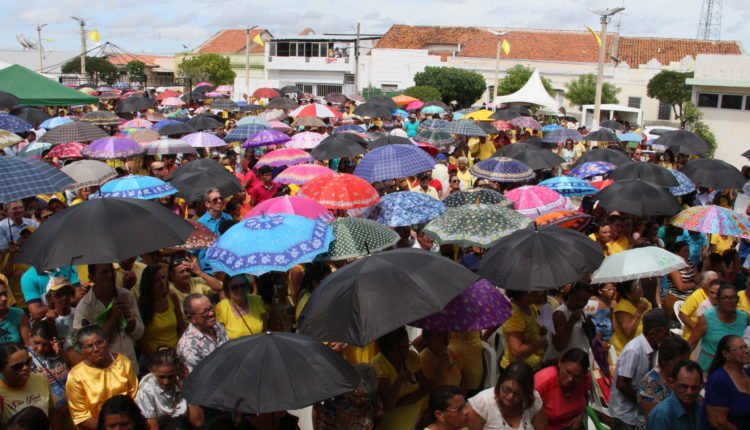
[215,274,267,340]
[0,342,59,428]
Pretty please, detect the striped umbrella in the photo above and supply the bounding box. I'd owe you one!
[290,104,341,118]
[242,129,292,148]
[273,164,335,185]
[256,148,313,167]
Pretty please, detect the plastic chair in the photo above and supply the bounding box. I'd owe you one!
[585,405,610,430]
[288,406,314,430]
[482,341,498,389]
[672,300,685,337]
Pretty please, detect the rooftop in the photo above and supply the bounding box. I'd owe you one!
[195,29,270,54]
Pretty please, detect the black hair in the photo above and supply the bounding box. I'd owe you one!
[138,265,166,327]
[671,359,703,381]
[657,335,690,367]
[723,249,739,266]
[568,281,593,298]
[224,274,252,295]
[375,327,408,353]
[87,263,115,285]
[495,361,535,410]
[29,319,58,341]
[149,347,181,369]
[708,334,743,376]
[257,165,273,176]
[615,280,637,298]
[416,385,465,428]
[708,252,724,268]
[560,347,590,371]
[0,343,23,369]
[96,395,149,430]
[667,240,689,255]
[606,214,623,224]
[717,283,737,300]
[6,406,50,429]
[505,290,531,301]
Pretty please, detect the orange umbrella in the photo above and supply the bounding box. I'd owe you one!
[535,210,592,231]
[392,94,419,106]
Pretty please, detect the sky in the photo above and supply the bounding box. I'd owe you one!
[2,0,749,55]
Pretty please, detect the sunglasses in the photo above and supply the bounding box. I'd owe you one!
[207,197,223,203]
[10,358,32,372]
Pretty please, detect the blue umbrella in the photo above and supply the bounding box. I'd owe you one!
[391,109,409,118]
[470,157,535,183]
[0,113,32,133]
[365,191,446,227]
[541,124,562,132]
[205,214,333,276]
[353,144,435,183]
[539,176,598,196]
[152,119,182,130]
[334,124,366,133]
[39,117,74,129]
[618,132,644,143]
[542,128,583,143]
[224,124,270,143]
[443,120,486,137]
[669,169,696,196]
[0,157,75,203]
[93,175,178,199]
[570,161,617,179]
[421,105,446,115]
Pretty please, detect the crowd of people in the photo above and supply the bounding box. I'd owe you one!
[1,86,750,430]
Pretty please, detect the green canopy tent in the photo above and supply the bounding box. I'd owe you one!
[0,64,98,106]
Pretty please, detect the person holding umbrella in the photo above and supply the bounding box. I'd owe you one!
[500,291,548,371]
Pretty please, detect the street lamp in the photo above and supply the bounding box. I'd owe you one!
[487,30,508,107]
[36,24,47,72]
[70,16,88,77]
[590,7,625,129]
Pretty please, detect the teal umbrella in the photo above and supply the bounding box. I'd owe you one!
[319,218,399,261]
[423,204,530,247]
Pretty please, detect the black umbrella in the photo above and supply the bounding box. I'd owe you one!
[186,115,223,131]
[210,98,238,111]
[311,133,367,160]
[599,120,625,131]
[654,130,711,155]
[475,121,499,135]
[0,91,20,110]
[299,248,479,346]
[500,147,565,171]
[367,135,413,150]
[115,95,154,113]
[182,332,359,414]
[193,85,214,94]
[15,198,194,270]
[279,85,303,97]
[571,147,631,168]
[422,100,449,110]
[354,102,392,119]
[240,104,265,112]
[324,93,348,104]
[490,109,521,121]
[158,122,195,136]
[679,158,745,190]
[167,158,243,202]
[266,97,298,110]
[181,92,206,102]
[525,136,557,150]
[10,107,50,128]
[368,95,397,110]
[509,105,532,117]
[478,225,604,291]
[593,179,682,216]
[743,149,750,161]
[609,162,679,187]
[583,128,618,142]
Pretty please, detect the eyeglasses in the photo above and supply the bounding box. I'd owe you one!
[9,358,32,372]
[81,339,107,352]
[443,402,468,413]
[499,384,527,401]
[207,197,223,204]
[718,295,739,301]
[451,180,461,184]
[191,305,215,317]
[727,345,749,353]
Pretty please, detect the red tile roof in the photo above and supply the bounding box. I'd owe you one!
[195,29,269,54]
[616,37,742,66]
[107,54,171,67]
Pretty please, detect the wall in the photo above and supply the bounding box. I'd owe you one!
[360,48,443,91]
[692,84,750,169]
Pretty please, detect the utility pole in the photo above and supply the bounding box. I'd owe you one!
[71,17,87,78]
[591,7,624,129]
[36,24,47,73]
[487,31,507,107]
[354,22,360,95]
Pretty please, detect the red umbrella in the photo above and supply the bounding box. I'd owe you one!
[45,142,86,159]
[590,179,614,190]
[491,120,515,131]
[155,90,182,101]
[290,104,342,118]
[417,142,440,157]
[298,173,380,210]
[253,88,281,99]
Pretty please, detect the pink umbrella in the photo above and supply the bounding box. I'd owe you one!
[273,164,335,185]
[205,91,223,98]
[270,121,291,131]
[505,185,571,218]
[406,100,424,111]
[45,142,86,159]
[195,82,212,88]
[215,85,233,93]
[181,132,227,148]
[161,97,185,107]
[119,119,153,130]
[245,196,332,221]
[256,148,313,168]
[286,131,324,149]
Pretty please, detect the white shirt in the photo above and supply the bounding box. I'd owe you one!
[610,334,654,426]
[545,304,591,362]
[135,373,188,419]
[0,217,38,250]
[468,388,543,429]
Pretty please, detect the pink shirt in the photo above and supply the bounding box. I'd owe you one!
[249,182,279,205]
[534,365,592,430]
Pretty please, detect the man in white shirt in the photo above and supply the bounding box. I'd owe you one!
[0,200,38,251]
[413,172,439,199]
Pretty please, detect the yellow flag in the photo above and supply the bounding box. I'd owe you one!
[252,33,265,46]
[501,39,510,55]
[586,26,602,47]
[89,28,101,43]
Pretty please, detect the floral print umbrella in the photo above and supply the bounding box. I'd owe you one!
[364,191,445,227]
[505,186,571,218]
[470,157,534,183]
[442,188,513,208]
[423,204,530,247]
[318,218,399,261]
[672,205,750,238]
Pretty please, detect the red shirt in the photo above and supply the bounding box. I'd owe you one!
[249,182,279,205]
[534,365,592,430]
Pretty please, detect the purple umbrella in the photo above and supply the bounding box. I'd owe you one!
[242,129,292,148]
[181,132,227,148]
[409,279,512,331]
[82,137,144,160]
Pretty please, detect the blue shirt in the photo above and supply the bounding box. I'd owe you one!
[20,266,79,304]
[702,367,750,429]
[681,231,708,266]
[0,307,24,344]
[404,121,419,137]
[197,211,233,235]
[648,391,700,430]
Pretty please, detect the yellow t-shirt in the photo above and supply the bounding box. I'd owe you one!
[449,331,483,390]
[0,373,53,424]
[501,303,543,370]
[0,253,26,307]
[419,347,462,387]
[455,169,475,189]
[66,354,138,425]
[114,261,147,298]
[680,288,708,340]
[470,140,496,161]
[710,234,733,254]
[141,298,179,353]
[215,295,267,339]
[169,278,214,306]
[738,290,750,314]
[371,350,422,430]
[343,343,378,365]
[607,236,631,255]
[295,290,311,321]
[611,298,652,355]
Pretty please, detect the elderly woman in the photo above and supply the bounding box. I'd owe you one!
[455,157,474,188]
[0,343,56,426]
[66,325,138,430]
[137,265,185,360]
[534,348,592,430]
[638,336,691,419]
[611,281,651,356]
[467,361,547,430]
[702,335,750,429]
[215,274,267,339]
[501,291,548,371]
[313,364,381,429]
[417,385,469,430]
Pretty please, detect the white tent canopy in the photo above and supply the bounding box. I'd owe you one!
[493,69,560,111]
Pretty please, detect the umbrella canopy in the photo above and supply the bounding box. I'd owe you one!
[170,218,218,251]
[158,122,195,136]
[353,145,435,183]
[505,185,571,218]
[10,107,51,128]
[95,175,177,199]
[475,121,499,135]
[367,135,412,150]
[298,248,479,345]
[369,95,398,110]
[242,129,292,148]
[181,132,227,148]
[39,117,74,129]
[538,176,598,196]
[655,130,711,155]
[0,157,74,203]
[256,148,312,167]
[510,116,542,130]
[609,162,679,187]
[354,103,392,119]
[272,164,335,186]
[60,160,118,189]
[669,169,696,197]
[443,120,487,137]
[143,138,197,156]
[679,158,745,190]
[0,113,32,133]
[423,204,530,247]
[365,191,445,227]
[491,120,516,132]
[0,130,22,149]
[599,120,625,131]
[442,188,512,208]
[16,198,194,270]
[128,129,161,144]
[155,90,181,101]
[286,131,325,149]
[44,141,83,160]
[406,100,424,111]
[0,91,19,110]
[80,111,120,126]
[246,196,331,221]
[167,158,243,202]
[298,173,380,210]
[542,128,583,143]
[591,246,687,284]
[17,141,52,158]
[82,137,144,159]
[470,157,534,183]
[570,161,617,179]
[224,124,270,143]
[618,132,643,143]
[334,124,366,133]
[421,105,446,115]
[672,205,750,238]
[161,97,186,107]
[409,279,512,331]
[479,226,605,291]
[291,116,326,128]
[490,109,521,121]
[186,115,223,131]
[319,217,399,261]
[253,88,281,98]
[571,147,631,167]
[266,97,298,110]
[419,119,449,131]
[583,128,619,142]
[205,214,333,276]
[210,98,238,111]
[311,133,367,160]
[324,93,348,104]
[115,95,154,113]
[240,104,265,113]
[237,116,272,127]
[38,121,108,144]
[413,129,455,147]
[119,118,153,130]
[182,332,360,414]
[534,210,592,231]
[261,109,287,122]
[593,179,682,216]
[392,94,418,106]
[504,147,565,171]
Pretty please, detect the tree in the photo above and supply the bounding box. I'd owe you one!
[497,65,554,96]
[647,70,693,128]
[683,101,717,156]
[61,56,120,84]
[565,74,620,108]
[413,66,486,109]
[178,54,236,85]
[403,85,442,102]
[125,60,147,86]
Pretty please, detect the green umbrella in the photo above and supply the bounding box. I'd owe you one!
[442,188,513,208]
[319,218,399,261]
[423,204,530,247]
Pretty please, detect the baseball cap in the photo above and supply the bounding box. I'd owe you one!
[48,277,73,292]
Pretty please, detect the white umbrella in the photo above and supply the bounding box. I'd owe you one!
[287,131,324,149]
[144,138,197,155]
[591,246,687,284]
[61,160,118,190]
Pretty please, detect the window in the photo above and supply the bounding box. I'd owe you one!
[381,84,398,92]
[745,96,750,110]
[657,102,671,120]
[275,42,290,57]
[697,93,719,108]
[628,97,641,109]
[316,84,343,97]
[296,84,313,94]
[721,94,743,110]
[269,43,277,56]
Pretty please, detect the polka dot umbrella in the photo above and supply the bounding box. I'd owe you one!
[317,217,399,261]
[442,188,513,208]
[423,204,531,247]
